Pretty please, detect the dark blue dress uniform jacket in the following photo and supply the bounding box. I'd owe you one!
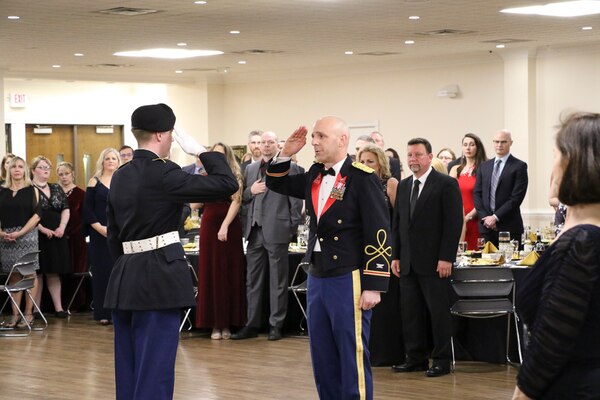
[105,149,238,310]
[266,155,391,292]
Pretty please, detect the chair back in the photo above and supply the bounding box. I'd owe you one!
[451,267,514,298]
[7,251,39,291]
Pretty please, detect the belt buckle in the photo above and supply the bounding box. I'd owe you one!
[154,235,160,249]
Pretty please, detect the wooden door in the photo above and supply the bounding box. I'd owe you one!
[26,124,123,188]
[75,125,122,188]
[26,125,74,180]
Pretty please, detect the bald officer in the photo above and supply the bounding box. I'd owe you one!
[105,103,238,400]
[266,116,391,400]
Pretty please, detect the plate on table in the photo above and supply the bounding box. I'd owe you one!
[464,258,502,267]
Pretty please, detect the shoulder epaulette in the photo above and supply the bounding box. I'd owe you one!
[352,161,374,173]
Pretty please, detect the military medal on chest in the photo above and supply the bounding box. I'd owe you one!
[330,176,347,200]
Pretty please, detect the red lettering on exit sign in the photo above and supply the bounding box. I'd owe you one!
[10,93,27,108]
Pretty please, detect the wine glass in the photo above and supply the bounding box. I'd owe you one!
[477,238,485,252]
[499,231,511,243]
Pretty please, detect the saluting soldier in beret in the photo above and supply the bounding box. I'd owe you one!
[266,116,391,400]
[105,103,238,400]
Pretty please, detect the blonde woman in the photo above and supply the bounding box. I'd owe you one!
[0,153,15,184]
[84,148,120,325]
[195,142,246,340]
[31,155,71,319]
[357,143,398,213]
[0,157,41,327]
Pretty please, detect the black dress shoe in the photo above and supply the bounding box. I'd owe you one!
[55,311,68,318]
[391,362,429,373]
[231,326,258,340]
[267,326,282,341]
[425,365,450,377]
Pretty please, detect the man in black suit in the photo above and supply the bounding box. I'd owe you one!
[473,129,528,246]
[391,137,463,377]
[105,103,238,400]
[266,116,391,399]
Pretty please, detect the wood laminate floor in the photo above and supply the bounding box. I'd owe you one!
[0,313,517,399]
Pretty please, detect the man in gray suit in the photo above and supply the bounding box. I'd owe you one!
[232,131,303,341]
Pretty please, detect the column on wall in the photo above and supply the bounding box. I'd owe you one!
[1,72,5,156]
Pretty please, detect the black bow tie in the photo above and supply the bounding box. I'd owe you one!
[320,167,336,177]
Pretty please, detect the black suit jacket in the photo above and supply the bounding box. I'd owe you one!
[105,150,238,310]
[473,154,528,237]
[266,156,391,292]
[391,169,463,276]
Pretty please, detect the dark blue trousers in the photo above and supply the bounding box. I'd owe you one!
[112,309,181,400]
[307,270,373,400]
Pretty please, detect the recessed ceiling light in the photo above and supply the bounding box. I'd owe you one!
[230,30,240,34]
[582,26,593,30]
[238,60,247,64]
[194,1,207,4]
[7,15,20,20]
[501,1,600,17]
[345,51,354,55]
[404,40,415,45]
[175,70,183,74]
[114,48,223,59]
[177,42,187,47]
[74,53,84,57]
[52,65,61,68]
[496,44,506,48]
[409,16,420,20]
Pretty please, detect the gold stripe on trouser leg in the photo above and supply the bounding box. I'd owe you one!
[352,269,366,400]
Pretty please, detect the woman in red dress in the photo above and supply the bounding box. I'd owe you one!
[57,162,87,311]
[450,133,488,250]
[195,142,246,339]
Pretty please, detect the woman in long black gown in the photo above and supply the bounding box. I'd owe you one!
[84,148,120,325]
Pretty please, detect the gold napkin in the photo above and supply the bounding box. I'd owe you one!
[519,251,539,266]
[529,232,537,243]
[482,241,498,254]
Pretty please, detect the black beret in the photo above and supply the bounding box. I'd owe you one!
[131,103,176,132]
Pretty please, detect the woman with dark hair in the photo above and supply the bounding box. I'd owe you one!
[195,142,246,340]
[513,112,600,400]
[450,134,487,250]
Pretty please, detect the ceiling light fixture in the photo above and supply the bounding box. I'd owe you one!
[7,15,20,20]
[238,60,246,64]
[582,26,593,30]
[404,40,415,45]
[409,16,420,20]
[175,70,183,74]
[194,1,207,4]
[114,48,223,59]
[52,65,61,68]
[496,44,506,48]
[74,53,84,57]
[177,42,187,47]
[230,30,240,34]
[345,51,354,55]
[501,1,600,17]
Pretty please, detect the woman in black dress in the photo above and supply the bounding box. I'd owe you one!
[513,112,600,399]
[0,157,41,328]
[84,148,120,325]
[31,156,70,318]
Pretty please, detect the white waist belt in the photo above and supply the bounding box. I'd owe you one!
[122,231,180,254]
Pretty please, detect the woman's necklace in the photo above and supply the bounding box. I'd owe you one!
[33,181,48,190]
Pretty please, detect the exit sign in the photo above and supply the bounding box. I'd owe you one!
[10,93,27,108]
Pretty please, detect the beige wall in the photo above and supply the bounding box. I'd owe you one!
[4,46,600,221]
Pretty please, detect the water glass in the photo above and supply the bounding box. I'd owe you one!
[477,237,485,251]
[499,231,510,243]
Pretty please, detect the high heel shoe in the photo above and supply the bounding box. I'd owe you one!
[211,329,222,340]
[3,315,20,329]
[16,314,34,329]
[221,328,231,340]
